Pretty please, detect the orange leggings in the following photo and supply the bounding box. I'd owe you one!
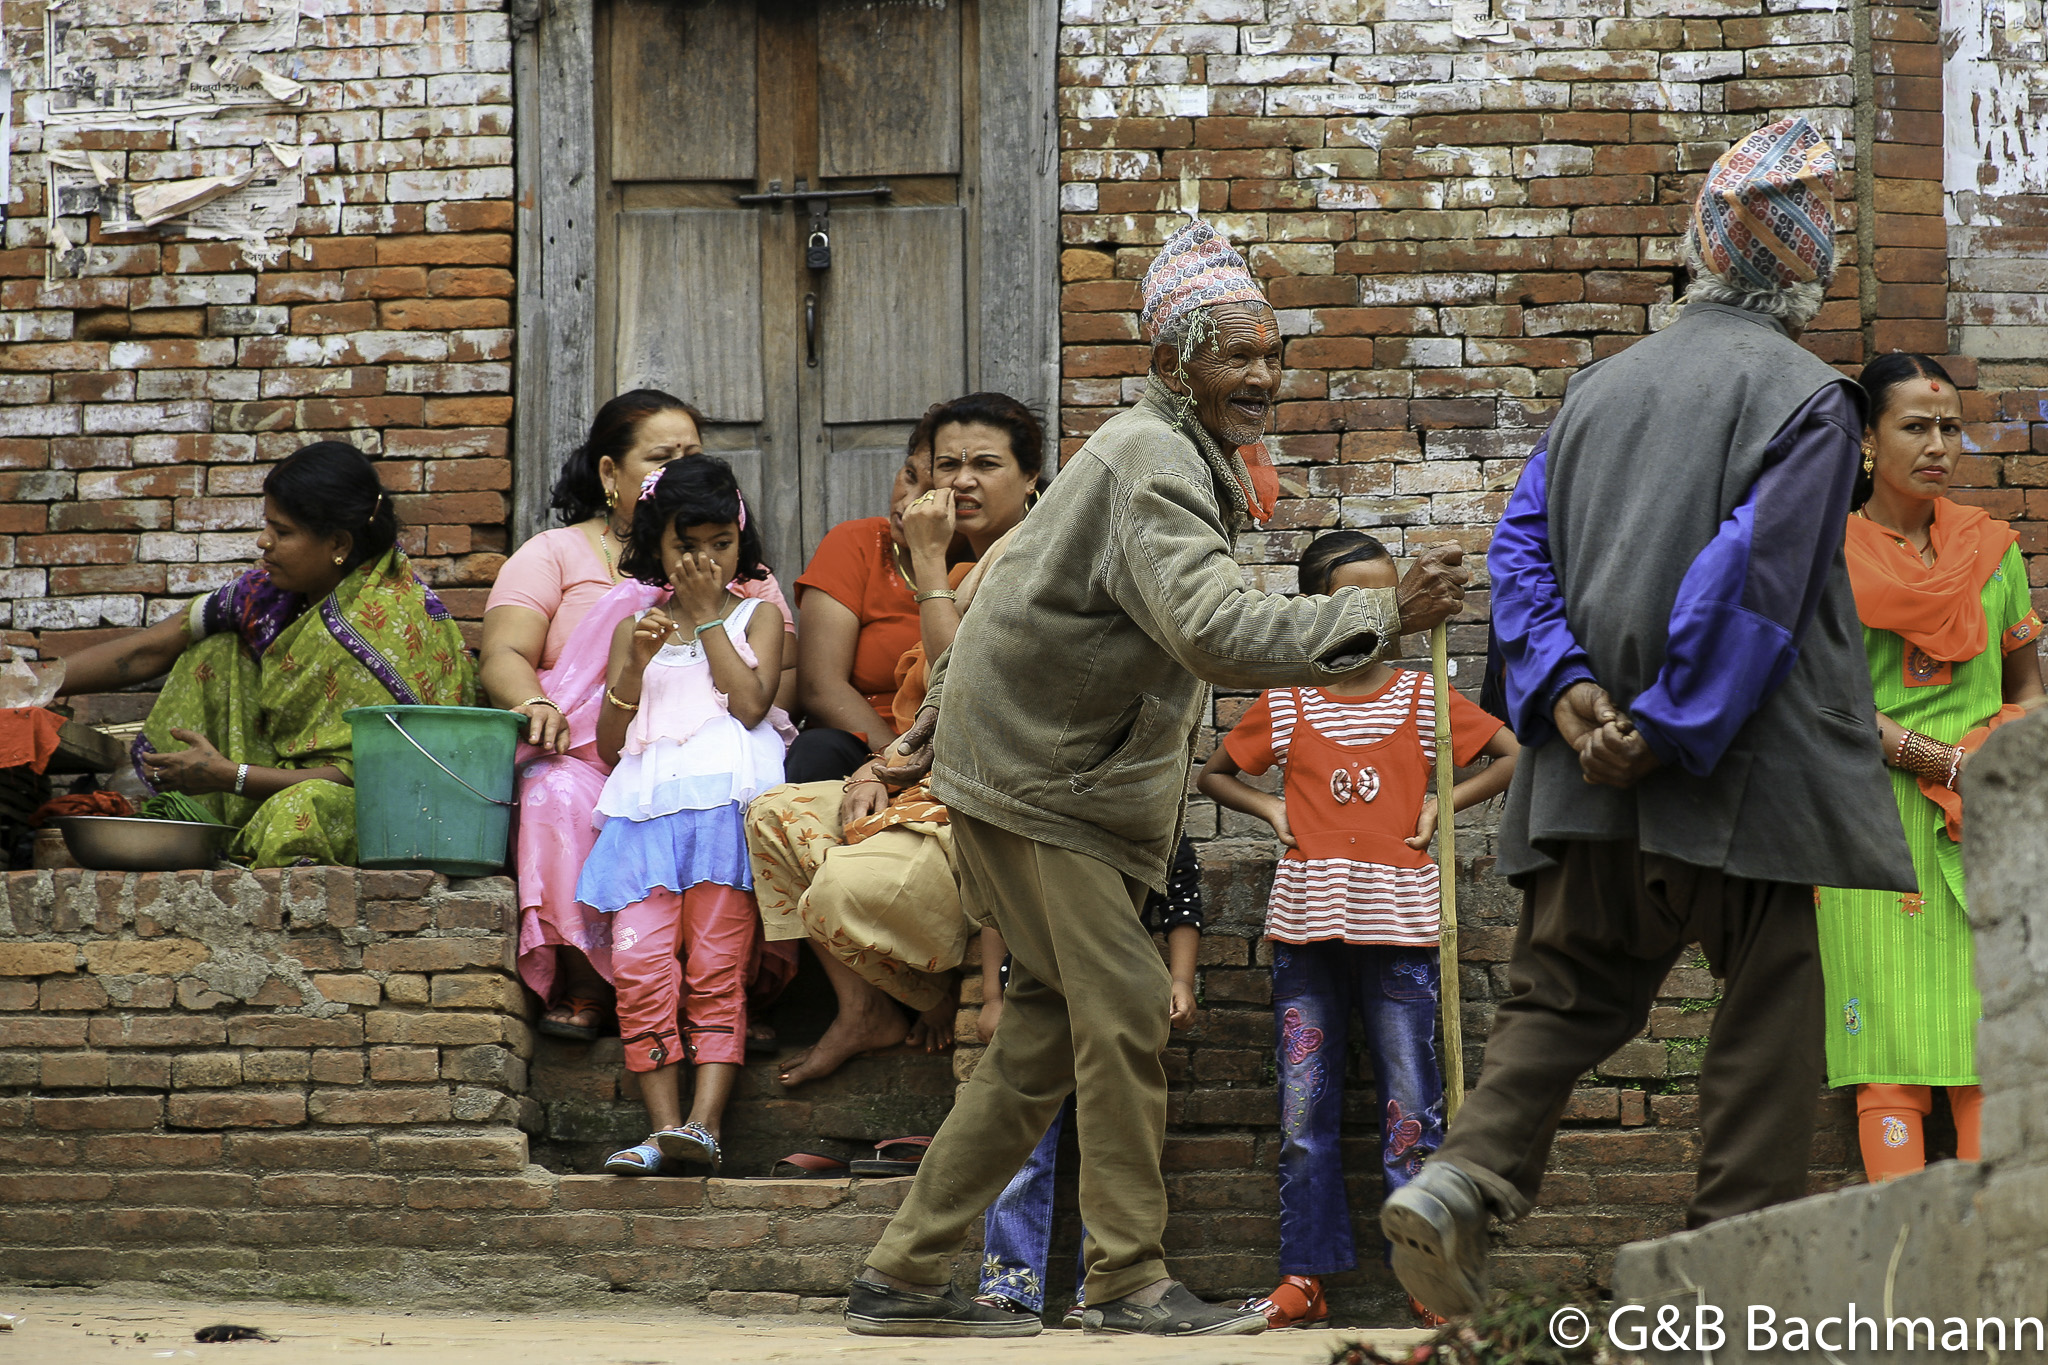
[1856,1083,1982,1182]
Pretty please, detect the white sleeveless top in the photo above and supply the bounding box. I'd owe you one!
[595,597,786,822]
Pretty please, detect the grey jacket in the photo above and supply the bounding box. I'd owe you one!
[1498,301,1916,892]
[923,378,1401,890]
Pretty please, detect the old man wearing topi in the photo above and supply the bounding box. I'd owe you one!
[843,218,1469,1338]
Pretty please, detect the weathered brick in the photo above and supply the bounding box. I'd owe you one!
[224,1016,365,1048]
[34,1096,163,1130]
[307,1087,452,1125]
[0,942,81,976]
[79,939,208,976]
[167,1092,307,1129]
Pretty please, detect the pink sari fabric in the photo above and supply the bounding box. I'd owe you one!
[513,577,799,1002]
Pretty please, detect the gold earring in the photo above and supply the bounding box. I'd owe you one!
[605,485,618,509]
[333,555,346,566]
[1861,449,1875,475]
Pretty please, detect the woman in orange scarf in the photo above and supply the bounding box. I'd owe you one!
[1819,354,2044,1184]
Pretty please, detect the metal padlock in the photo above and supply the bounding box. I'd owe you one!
[806,228,832,271]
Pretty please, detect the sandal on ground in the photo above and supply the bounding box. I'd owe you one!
[1058,1305,1086,1330]
[1409,1295,1447,1329]
[538,996,608,1042]
[653,1121,722,1173]
[849,1135,931,1177]
[1249,1275,1328,1329]
[972,1294,1040,1321]
[768,1151,850,1180]
[603,1141,667,1176]
[745,1022,779,1056]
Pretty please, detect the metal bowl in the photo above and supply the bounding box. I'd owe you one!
[53,816,230,872]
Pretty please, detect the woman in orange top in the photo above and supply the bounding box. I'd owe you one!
[787,413,946,782]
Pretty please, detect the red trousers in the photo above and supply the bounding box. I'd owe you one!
[610,883,758,1071]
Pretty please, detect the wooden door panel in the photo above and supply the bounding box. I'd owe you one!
[817,0,960,177]
[820,205,965,424]
[610,0,757,181]
[823,424,913,537]
[614,208,765,423]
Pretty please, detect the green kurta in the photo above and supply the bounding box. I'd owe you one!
[1816,542,2034,1087]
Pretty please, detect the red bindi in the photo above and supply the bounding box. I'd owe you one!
[1929,380,1941,392]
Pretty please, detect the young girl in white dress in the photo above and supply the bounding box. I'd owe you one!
[582,457,785,1175]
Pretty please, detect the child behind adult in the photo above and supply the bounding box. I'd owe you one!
[970,837,1204,1328]
[584,457,787,1175]
[1197,531,1519,1329]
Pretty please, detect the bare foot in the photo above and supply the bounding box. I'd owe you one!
[778,1001,910,1088]
[905,1000,957,1054]
[543,998,605,1030]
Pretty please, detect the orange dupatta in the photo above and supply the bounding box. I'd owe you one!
[1842,497,2015,663]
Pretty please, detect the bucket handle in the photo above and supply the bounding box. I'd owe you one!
[381,712,516,807]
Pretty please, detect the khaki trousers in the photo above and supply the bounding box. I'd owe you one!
[1435,839,1824,1231]
[866,813,1172,1304]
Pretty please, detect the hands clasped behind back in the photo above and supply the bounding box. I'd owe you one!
[1553,680,1661,789]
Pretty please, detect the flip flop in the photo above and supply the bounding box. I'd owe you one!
[745,1023,779,1057]
[849,1135,931,1177]
[537,996,608,1042]
[768,1152,851,1180]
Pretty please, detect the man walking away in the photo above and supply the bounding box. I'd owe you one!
[1383,117,1917,1319]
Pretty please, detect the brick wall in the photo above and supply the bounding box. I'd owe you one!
[0,861,1860,1313]
[0,0,515,657]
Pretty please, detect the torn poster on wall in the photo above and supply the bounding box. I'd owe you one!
[1943,0,2048,216]
[31,0,307,124]
[24,0,310,268]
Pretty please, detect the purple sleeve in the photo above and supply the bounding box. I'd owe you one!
[1629,384,1861,776]
[1487,436,1595,747]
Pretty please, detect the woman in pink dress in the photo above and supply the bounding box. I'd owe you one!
[480,389,797,1037]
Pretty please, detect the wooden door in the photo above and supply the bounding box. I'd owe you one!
[596,0,972,578]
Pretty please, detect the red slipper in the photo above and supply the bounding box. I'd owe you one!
[768,1152,851,1180]
[1249,1275,1329,1329]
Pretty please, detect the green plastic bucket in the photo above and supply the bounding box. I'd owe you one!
[344,705,522,877]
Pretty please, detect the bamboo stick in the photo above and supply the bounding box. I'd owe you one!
[1431,622,1466,1121]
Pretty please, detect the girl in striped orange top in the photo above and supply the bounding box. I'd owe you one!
[1198,530,1518,1329]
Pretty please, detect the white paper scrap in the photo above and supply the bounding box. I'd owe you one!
[264,139,304,170]
[248,64,306,104]
[123,169,256,228]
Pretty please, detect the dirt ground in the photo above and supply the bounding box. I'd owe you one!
[1,1289,1430,1364]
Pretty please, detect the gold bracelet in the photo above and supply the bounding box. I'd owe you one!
[843,777,886,791]
[914,588,958,604]
[517,696,558,711]
[604,687,640,712]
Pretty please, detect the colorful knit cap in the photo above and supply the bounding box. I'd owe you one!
[1140,218,1266,340]
[1694,117,1839,291]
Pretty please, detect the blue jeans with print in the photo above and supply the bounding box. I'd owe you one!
[978,1096,1087,1312]
[1273,940,1445,1275]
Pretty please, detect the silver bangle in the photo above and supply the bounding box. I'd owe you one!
[234,763,249,795]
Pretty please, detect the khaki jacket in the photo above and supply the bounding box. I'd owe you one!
[924,377,1401,889]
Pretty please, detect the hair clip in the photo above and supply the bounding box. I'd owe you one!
[735,490,747,532]
[638,469,664,501]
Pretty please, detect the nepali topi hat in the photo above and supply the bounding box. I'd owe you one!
[1140,218,1266,342]
[1694,116,1840,291]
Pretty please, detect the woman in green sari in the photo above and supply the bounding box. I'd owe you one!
[57,441,476,866]
[1820,354,2044,1183]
